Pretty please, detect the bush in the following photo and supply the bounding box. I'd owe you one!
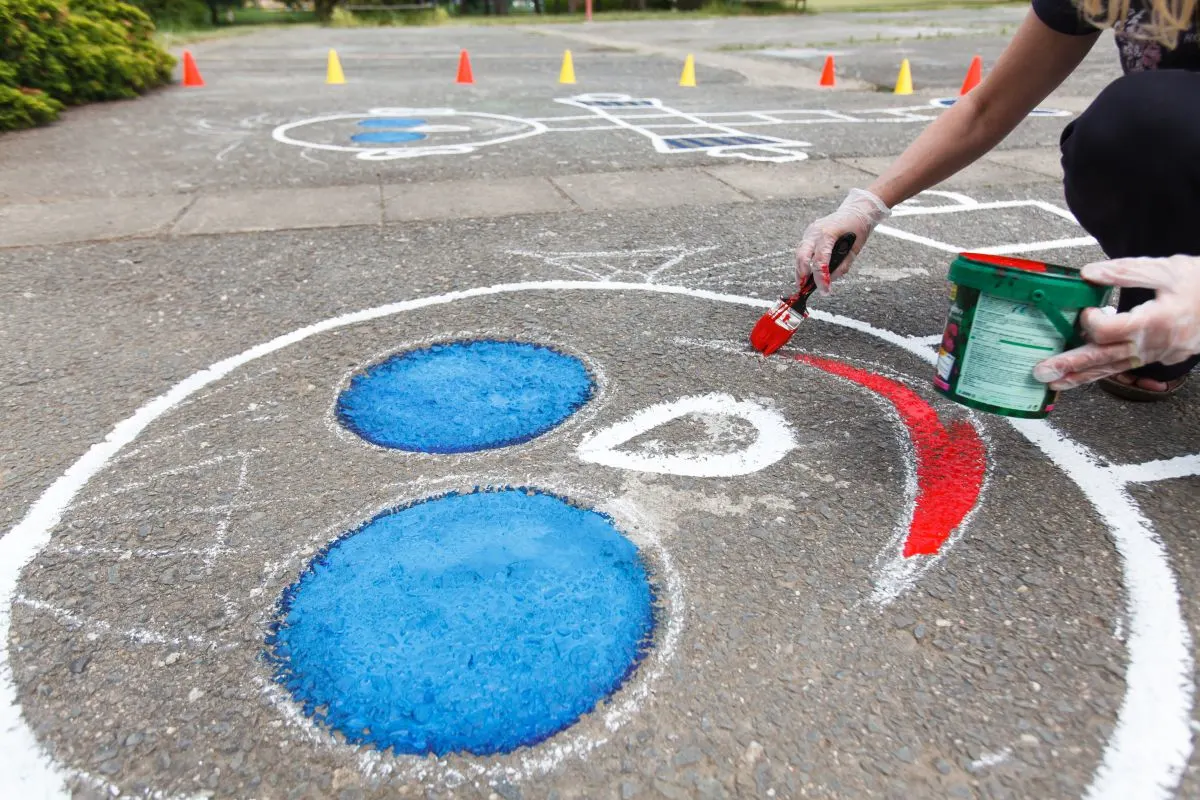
[0,86,63,129]
[0,0,174,130]
[329,4,450,25]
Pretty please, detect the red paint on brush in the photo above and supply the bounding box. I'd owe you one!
[749,293,808,356]
[796,355,987,557]
[960,253,1048,273]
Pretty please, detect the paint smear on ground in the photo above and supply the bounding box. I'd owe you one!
[797,354,986,557]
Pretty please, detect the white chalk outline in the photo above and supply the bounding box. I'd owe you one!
[930,97,1073,117]
[878,196,1100,256]
[577,393,795,477]
[271,108,548,161]
[1,281,1194,800]
[553,94,812,163]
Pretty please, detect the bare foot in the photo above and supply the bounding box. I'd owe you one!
[1111,373,1171,392]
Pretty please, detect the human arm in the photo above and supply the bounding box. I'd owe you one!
[1032,256,1200,389]
[796,10,1101,292]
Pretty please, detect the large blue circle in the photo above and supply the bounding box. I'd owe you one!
[335,340,595,453]
[266,489,656,756]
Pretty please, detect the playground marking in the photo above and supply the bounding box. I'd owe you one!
[270,96,1072,164]
[577,393,795,477]
[1,192,1192,798]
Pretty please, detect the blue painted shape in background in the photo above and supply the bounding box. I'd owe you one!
[266,488,656,756]
[335,340,595,453]
[350,131,427,143]
[358,117,427,128]
[352,118,429,143]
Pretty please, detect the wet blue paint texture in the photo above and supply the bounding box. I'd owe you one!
[267,489,656,755]
[351,117,428,144]
[336,340,594,453]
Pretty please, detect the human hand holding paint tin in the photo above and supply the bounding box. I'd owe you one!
[795,188,891,295]
[1033,256,1200,391]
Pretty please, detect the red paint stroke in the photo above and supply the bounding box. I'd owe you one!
[796,354,986,557]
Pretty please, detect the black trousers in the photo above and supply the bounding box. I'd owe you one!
[1060,68,1200,382]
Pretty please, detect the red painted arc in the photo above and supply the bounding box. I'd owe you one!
[795,355,987,558]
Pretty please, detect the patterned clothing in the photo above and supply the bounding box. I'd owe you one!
[1032,0,1200,71]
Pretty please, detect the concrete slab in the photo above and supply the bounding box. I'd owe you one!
[551,168,749,211]
[836,154,1058,188]
[383,176,573,222]
[0,195,190,247]
[173,185,380,236]
[704,159,876,200]
[984,146,1065,180]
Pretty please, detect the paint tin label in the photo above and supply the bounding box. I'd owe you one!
[954,293,1077,413]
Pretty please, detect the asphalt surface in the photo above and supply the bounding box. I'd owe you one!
[2,11,1199,800]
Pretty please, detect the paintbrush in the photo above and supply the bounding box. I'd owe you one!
[749,232,856,357]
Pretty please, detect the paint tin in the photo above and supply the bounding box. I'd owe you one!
[934,253,1110,418]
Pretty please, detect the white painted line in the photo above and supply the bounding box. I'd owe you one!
[973,236,1099,256]
[890,199,1055,218]
[1007,418,1193,800]
[554,94,811,163]
[873,225,964,254]
[273,108,548,161]
[1,280,1190,800]
[1110,454,1200,485]
[577,393,795,477]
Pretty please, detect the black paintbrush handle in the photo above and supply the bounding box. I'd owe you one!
[795,232,857,301]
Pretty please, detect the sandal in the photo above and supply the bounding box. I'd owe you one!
[1098,373,1188,402]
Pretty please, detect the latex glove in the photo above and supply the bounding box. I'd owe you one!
[795,188,891,295]
[1032,255,1200,390]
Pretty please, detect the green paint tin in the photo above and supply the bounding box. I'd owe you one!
[933,253,1111,419]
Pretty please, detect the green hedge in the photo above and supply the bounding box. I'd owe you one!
[0,0,175,131]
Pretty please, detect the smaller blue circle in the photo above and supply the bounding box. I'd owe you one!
[358,117,426,128]
[336,340,595,453]
[266,488,656,756]
[350,131,427,144]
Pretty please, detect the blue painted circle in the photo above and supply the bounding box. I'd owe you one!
[336,340,595,453]
[358,117,426,128]
[267,489,656,756]
[350,131,427,144]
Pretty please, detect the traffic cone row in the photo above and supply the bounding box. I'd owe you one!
[179,47,980,93]
[816,53,982,94]
[179,48,698,88]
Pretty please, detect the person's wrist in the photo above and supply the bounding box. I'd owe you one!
[848,187,892,219]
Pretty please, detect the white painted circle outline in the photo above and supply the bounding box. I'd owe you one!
[271,108,549,161]
[0,280,1191,800]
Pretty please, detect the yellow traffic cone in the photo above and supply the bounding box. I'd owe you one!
[680,54,696,87]
[559,50,577,84]
[894,58,913,95]
[326,49,346,85]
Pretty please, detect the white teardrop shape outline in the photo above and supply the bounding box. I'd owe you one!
[576,393,795,477]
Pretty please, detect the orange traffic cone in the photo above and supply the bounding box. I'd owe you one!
[182,51,204,87]
[456,50,474,84]
[819,55,835,87]
[960,55,982,95]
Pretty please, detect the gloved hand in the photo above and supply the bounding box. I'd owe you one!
[795,188,891,295]
[1032,255,1200,390]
